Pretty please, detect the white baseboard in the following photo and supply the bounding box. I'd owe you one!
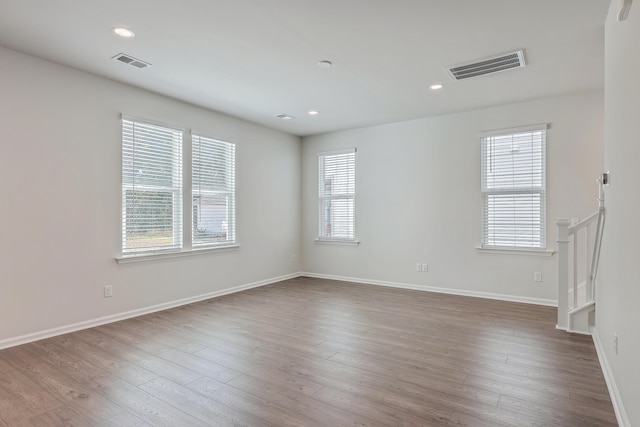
[4,270,624,425]
[592,327,630,427]
[0,272,301,351]
[299,272,557,307]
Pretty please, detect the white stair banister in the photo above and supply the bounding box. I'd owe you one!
[589,173,607,301]
[556,173,607,334]
[556,218,571,330]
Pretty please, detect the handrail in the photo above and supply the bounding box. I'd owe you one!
[556,174,607,332]
[568,211,598,234]
[589,174,607,301]
[589,207,605,301]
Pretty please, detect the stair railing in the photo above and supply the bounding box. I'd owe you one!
[556,174,606,331]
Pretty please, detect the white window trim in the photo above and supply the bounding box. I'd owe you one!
[476,246,555,256]
[115,244,240,264]
[479,123,548,139]
[314,239,361,246]
[191,132,236,249]
[318,148,357,157]
[480,123,548,251]
[317,147,358,243]
[118,115,238,262]
[121,117,184,256]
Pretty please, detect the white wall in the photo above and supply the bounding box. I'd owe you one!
[0,47,301,344]
[302,91,604,303]
[596,3,640,425]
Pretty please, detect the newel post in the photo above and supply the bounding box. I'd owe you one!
[556,219,571,330]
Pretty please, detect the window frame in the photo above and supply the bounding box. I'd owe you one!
[118,116,239,263]
[121,118,184,256]
[480,124,548,251]
[317,148,358,244]
[191,133,236,248]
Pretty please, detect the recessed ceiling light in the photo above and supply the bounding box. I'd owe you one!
[430,84,443,90]
[113,27,135,38]
[317,60,332,69]
[309,110,319,116]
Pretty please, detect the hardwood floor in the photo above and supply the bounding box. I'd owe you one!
[0,277,617,426]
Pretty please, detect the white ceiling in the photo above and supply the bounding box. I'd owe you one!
[0,0,609,137]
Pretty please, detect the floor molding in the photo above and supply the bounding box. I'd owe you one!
[1,271,557,351]
[300,272,557,307]
[0,272,300,351]
[592,327,630,427]
[1,274,614,425]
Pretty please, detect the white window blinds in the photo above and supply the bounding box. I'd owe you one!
[192,134,236,247]
[122,119,183,254]
[318,149,356,240]
[481,125,546,248]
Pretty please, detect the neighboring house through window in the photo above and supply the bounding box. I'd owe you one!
[192,134,235,247]
[481,124,547,249]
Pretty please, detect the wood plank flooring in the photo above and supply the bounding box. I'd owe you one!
[0,277,618,426]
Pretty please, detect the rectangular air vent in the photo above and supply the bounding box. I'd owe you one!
[112,53,151,69]
[447,50,525,81]
[275,114,295,120]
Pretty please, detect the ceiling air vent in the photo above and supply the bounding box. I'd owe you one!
[275,114,295,120]
[112,53,151,69]
[447,50,525,81]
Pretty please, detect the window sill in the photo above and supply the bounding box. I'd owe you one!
[315,239,360,246]
[476,246,555,257]
[116,244,240,264]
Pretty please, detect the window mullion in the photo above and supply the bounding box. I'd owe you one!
[183,130,192,251]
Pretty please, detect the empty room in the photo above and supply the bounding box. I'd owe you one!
[0,0,638,426]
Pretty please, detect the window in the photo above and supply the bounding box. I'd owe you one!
[192,134,235,247]
[481,124,547,249]
[318,149,356,241]
[122,119,183,254]
[121,118,237,259]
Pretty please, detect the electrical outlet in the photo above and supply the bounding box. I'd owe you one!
[534,272,542,282]
[614,334,619,355]
[422,263,429,272]
[104,285,113,298]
